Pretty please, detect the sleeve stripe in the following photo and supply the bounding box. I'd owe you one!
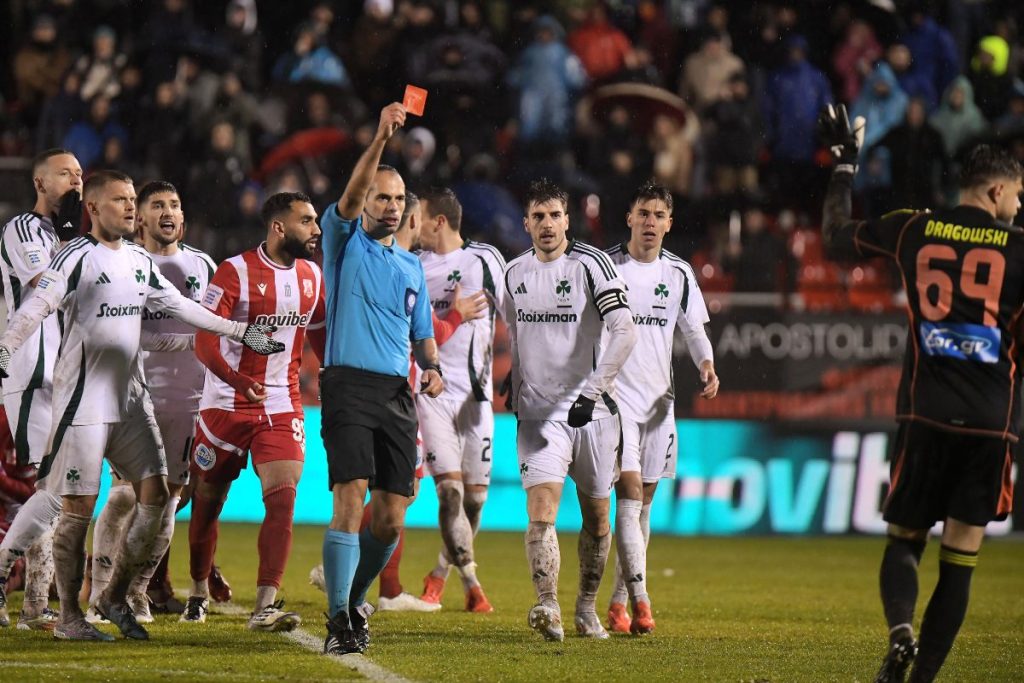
[50,238,89,270]
[15,216,31,243]
[503,260,520,300]
[573,243,617,280]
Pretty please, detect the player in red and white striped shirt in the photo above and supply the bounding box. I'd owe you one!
[184,192,325,631]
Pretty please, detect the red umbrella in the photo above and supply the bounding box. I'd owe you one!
[580,83,689,134]
[257,127,349,181]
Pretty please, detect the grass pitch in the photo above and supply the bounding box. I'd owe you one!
[1,524,1022,682]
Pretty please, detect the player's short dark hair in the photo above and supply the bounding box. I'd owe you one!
[377,164,399,175]
[524,178,568,212]
[960,145,1024,189]
[630,180,673,213]
[32,148,75,174]
[261,191,312,225]
[420,186,462,231]
[137,181,179,208]
[400,190,420,230]
[83,169,132,200]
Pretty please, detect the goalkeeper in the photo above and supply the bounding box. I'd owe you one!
[820,105,1023,683]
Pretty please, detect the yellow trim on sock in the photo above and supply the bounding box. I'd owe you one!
[939,548,978,568]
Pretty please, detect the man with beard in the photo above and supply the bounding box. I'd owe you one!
[182,192,326,631]
[318,104,443,655]
[86,181,215,624]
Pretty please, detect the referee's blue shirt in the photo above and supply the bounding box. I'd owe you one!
[321,204,434,376]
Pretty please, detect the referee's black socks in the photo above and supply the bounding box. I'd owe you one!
[879,535,926,642]
[909,545,978,683]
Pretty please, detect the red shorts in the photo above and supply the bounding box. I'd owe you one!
[192,409,305,484]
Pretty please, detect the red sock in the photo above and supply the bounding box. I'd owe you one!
[188,493,223,583]
[378,528,405,599]
[257,484,296,588]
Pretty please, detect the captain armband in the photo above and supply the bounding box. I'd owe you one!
[594,288,629,317]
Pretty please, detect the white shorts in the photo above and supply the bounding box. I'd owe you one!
[620,412,678,483]
[416,395,494,486]
[517,417,621,498]
[3,385,53,467]
[37,397,167,496]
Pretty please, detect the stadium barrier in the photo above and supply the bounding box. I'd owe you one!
[90,411,1019,535]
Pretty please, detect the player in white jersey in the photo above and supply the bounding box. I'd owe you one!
[415,187,506,613]
[603,181,719,636]
[0,170,283,641]
[0,148,82,630]
[86,181,216,624]
[503,179,636,641]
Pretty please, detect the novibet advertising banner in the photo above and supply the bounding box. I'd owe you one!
[101,411,1017,536]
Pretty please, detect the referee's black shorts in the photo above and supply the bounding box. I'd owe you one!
[883,421,1014,529]
[320,366,417,497]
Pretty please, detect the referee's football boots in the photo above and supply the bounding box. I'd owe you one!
[324,610,363,655]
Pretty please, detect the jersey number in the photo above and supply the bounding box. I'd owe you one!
[916,245,1005,326]
[481,437,492,462]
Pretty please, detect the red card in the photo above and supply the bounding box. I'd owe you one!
[403,85,428,116]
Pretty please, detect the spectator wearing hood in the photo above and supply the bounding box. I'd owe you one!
[272,22,352,88]
[886,43,937,112]
[680,31,745,112]
[567,3,636,84]
[832,19,883,104]
[61,94,130,171]
[873,97,948,210]
[762,34,832,164]
[507,15,587,150]
[850,63,909,155]
[930,76,987,158]
[902,6,960,109]
[13,14,71,117]
[969,35,1013,122]
[223,0,263,90]
[72,26,128,102]
[396,127,443,188]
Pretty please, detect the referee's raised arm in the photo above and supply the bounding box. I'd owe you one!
[336,103,406,220]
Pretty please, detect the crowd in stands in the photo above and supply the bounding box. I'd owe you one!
[1,0,1022,309]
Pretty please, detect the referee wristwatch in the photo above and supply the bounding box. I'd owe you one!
[423,364,443,376]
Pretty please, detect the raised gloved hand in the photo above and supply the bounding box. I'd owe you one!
[0,345,11,379]
[567,394,596,428]
[54,190,82,242]
[241,323,285,355]
[818,103,866,173]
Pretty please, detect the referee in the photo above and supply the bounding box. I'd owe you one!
[319,103,443,656]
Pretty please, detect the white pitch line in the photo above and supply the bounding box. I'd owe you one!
[0,660,250,681]
[283,627,417,683]
[175,590,415,682]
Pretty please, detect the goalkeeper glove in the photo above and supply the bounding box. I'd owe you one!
[818,103,866,174]
[567,394,596,428]
[0,345,10,379]
[54,190,82,242]
[241,323,285,356]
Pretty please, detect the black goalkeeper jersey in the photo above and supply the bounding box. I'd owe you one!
[849,205,1024,441]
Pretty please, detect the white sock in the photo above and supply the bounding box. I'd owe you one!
[22,516,57,615]
[525,521,559,608]
[254,585,277,613]
[89,485,136,604]
[436,480,479,589]
[52,511,91,622]
[101,503,163,604]
[192,578,210,599]
[615,499,649,605]
[464,488,487,535]
[576,527,610,615]
[0,489,62,581]
[128,495,179,599]
[640,503,651,545]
